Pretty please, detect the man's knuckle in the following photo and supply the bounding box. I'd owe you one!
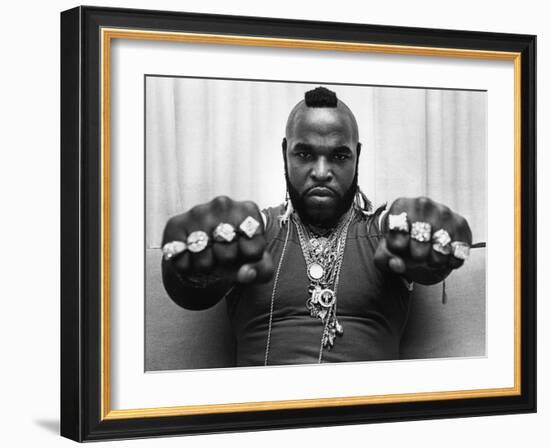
[437,205,452,222]
[455,215,468,228]
[165,216,178,231]
[189,203,213,221]
[241,200,259,213]
[416,196,433,210]
[390,197,407,210]
[212,195,232,209]
[163,215,184,239]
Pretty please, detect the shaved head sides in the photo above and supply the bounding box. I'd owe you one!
[285,87,360,143]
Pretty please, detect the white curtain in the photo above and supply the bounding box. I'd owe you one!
[146,77,486,248]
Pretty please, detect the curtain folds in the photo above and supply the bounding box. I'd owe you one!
[146,78,486,248]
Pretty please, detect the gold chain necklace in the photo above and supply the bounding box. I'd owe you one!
[264,208,355,365]
[294,209,354,355]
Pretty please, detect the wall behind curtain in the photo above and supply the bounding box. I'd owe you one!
[146,77,487,248]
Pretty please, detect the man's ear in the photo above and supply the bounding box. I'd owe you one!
[282,138,288,162]
[355,142,362,173]
[282,138,289,173]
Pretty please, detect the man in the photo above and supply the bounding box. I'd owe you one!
[161,87,472,366]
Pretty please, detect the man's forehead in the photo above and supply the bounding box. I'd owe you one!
[286,103,358,141]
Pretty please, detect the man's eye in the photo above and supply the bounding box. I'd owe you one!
[333,154,349,161]
[297,152,311,159]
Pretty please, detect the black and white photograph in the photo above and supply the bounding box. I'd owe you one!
[57,5,537,442]
[145,77,487,371]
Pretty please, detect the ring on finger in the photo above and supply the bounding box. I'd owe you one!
[388,212,409,232]
[162,240,187,261]
[432,229,452,255]
[411,221,432,242]
[239,216,260,239]
[213,222,236,243]
[451,241,471,260]
[187,231,209,253]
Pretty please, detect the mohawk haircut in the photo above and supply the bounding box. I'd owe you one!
[304,86,338,108]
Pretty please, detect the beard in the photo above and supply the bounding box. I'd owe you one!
[284,166,358,230]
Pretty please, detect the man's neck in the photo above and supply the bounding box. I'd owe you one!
[297,206,354,236]
[306,223,334,237]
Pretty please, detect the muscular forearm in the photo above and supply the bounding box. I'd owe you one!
[161,259,235,310]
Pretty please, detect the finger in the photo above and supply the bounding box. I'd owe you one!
[429,226,452,268]
[427,247,449,269]
[428,206,457,269]
[409,236,431,260]
[237,251,274,284]
[212,240,239,265]
[162,222,190,272]
[448,236,465,269]
[173,251,191,272]
[238,234,266,262]
[236,264,257,283]
[232,201,264,232]
[230,201,265,262]
[448,255,464,270]
[374,238,406,274]
[191,248,214,273]
[408,197,437,261]
[388,256,406,274]
[209,197,244,266]
[442,215,471,269]
[210,195,234,213]
[384,198,410,253]
[451,216,472,268]
[387,232,409,253]
[252,251,274,283]
[186,206,218,274]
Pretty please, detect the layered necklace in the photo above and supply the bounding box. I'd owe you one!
[264,206,355,365]
[293,207,354,354]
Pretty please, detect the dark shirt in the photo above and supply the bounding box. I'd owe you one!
[227,205,411,366]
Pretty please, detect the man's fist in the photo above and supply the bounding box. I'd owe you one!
[374,197,473,285]
[162,196,274,284]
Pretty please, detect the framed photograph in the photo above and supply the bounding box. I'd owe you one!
[60,6,536,441]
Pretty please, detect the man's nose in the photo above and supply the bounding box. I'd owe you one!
[311,157,333,182]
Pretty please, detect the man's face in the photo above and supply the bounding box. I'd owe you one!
[284,106,359,228]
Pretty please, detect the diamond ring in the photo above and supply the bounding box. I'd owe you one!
[186,231,209,253]
[388,212,409,232]
[432,229,452,255]
[239,216,261,239]
[161,240,187,261]
[410,221,432,243]
[451,241,471,260]
[213,223,236,243]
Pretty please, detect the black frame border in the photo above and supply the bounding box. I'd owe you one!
[60,5,536,442]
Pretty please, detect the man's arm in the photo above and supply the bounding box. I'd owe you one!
[161,196,274,310]
[374,197,473,285]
